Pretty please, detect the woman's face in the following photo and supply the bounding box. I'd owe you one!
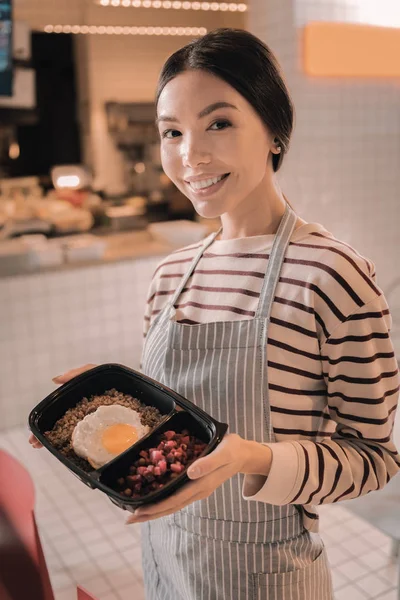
[156,69,276,219]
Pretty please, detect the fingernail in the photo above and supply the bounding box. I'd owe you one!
[52,375,62,382]
[188,467,200,478]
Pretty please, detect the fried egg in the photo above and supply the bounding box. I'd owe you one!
[71,405,150,468]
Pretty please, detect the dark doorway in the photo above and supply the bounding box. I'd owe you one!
[3,32,81,177]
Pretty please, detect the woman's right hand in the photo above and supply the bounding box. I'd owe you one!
[28,363,98,449]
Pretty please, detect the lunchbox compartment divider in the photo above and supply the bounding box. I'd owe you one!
[94,408,180,477]
[96,410,227,506]
[28,407,181,488]
[28,363,228,501]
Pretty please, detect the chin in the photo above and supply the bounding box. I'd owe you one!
[175,178,237,219]
[191,201,226,220]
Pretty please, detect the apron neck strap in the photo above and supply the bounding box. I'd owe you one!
[167,226,222,311]
[255,202,297,319]
[166,202,297,319]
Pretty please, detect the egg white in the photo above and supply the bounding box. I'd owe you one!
[71,404,150,468]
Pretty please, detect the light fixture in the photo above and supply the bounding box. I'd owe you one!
[95,0,247,10]
[56,175,81,188]
[51,165,92,190]
[303,22,400,77]
[44,24,207,35]
[134,162,146,173]
[9,142,20,160]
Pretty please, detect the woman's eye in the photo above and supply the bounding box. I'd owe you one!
[161,120,231,138]
[209,119,231,131]
[162,129,181,139]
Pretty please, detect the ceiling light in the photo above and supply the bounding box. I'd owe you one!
[44,25,207,35]
[95,0,247,10]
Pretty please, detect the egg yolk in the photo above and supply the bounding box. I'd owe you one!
[101,424,139,455]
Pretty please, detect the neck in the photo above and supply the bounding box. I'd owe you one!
[216,173,294,241]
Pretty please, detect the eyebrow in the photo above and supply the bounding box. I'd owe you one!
[155,101,238,126]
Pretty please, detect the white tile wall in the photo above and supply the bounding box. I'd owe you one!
[0,256,161,431]
[248,0,400,316]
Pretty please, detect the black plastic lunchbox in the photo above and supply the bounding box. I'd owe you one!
[28,363,228,512]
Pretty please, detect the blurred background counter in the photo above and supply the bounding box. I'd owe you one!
[0,222,215,277]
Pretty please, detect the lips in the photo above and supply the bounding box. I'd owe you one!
[186,173,230,191]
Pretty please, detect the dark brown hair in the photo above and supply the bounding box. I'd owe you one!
[156,28,294,172]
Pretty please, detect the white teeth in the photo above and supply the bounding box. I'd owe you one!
[190,174,226,190]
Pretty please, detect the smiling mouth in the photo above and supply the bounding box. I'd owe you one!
[187,173,230,191]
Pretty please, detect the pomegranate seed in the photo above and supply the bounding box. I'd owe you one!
[170,462,184,474]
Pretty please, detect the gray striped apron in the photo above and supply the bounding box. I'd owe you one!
[140,203,333,599]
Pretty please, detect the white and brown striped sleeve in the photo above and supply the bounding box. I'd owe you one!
[243,292,400,506]
[143,278,156,341]
[141,239,205,341]
[142,255,169,341]
[139,258,167,370]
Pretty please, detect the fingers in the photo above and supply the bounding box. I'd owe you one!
[127,465,234,524]
[126,490,205,524]
[29,434,43,449]
[187,433,238,479]
[52,363,97,384]
[133,480,199,519]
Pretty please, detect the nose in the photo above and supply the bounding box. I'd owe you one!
[180,134,211,168]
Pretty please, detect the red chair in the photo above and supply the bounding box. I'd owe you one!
[0,580,13,600]
[0,449,54,600]
[0,450,101,600]
[77,586,99,600]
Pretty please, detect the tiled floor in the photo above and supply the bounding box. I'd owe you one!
[0,425,398,600]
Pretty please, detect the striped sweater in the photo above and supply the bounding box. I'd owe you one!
[142,221,400,531]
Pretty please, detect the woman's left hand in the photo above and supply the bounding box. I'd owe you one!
[126,433,271,524]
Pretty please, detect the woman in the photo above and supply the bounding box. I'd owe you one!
[30,28,400,600]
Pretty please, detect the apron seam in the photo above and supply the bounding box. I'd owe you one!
[167,523,308,545]
[173,513,301,524]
